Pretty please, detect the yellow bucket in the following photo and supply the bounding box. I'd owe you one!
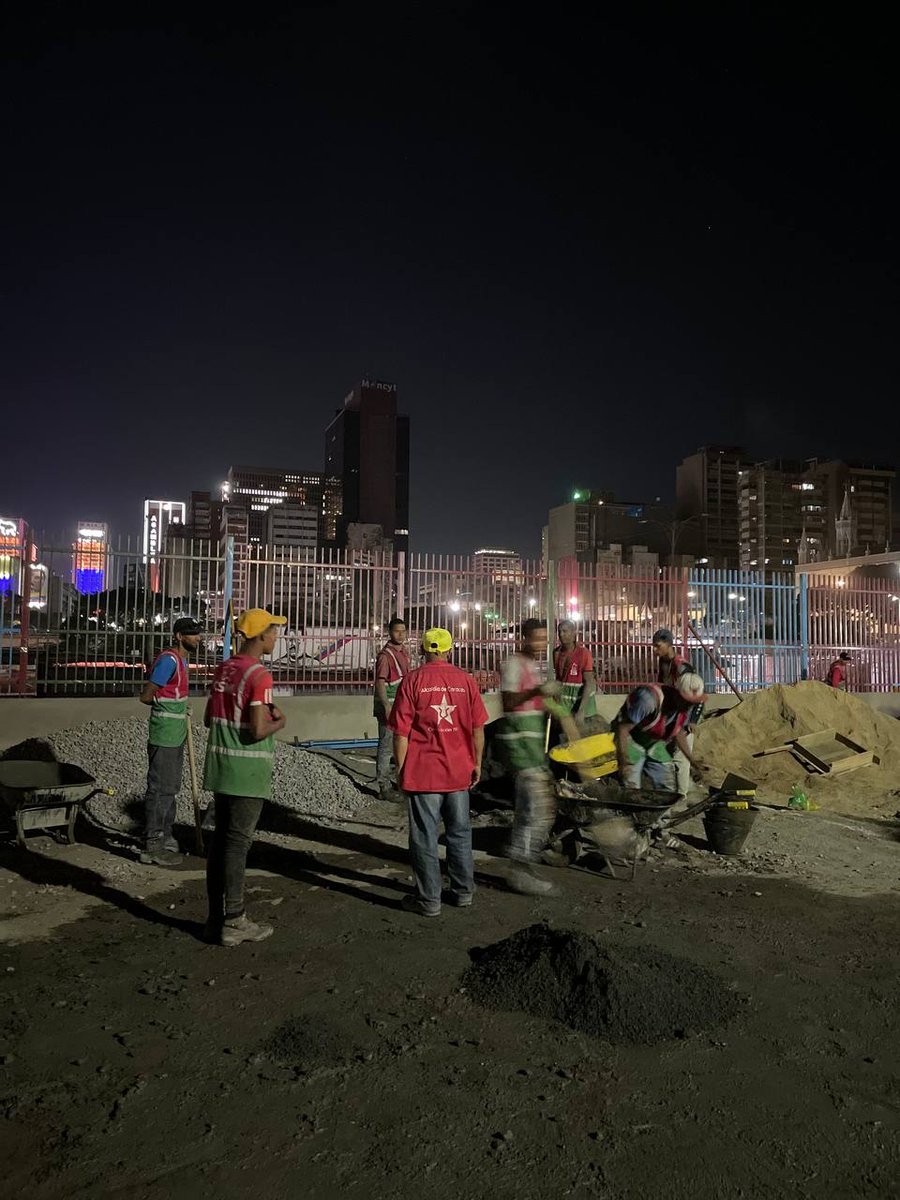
[549,732,618,780]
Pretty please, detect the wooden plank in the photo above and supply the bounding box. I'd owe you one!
[825,751,876,776]
[754,744,795,758]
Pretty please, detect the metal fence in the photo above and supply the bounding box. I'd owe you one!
[1,533,899,695]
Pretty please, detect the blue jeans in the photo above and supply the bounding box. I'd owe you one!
[376,719,394,788]
[623,748,677,792]
[144,742,184,848]
[408,791,474,912]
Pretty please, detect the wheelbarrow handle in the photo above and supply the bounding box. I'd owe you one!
[665,795,716,830]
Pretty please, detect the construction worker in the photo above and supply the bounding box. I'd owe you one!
[554,619,597,720]
[374,616,410,800]
[496,617,562,896]
[202,608,287,947]
[138,616,203,866]
[826,651,852,691]
[390,627,489,916]
[613,674,707,793]
[651,628,700,799]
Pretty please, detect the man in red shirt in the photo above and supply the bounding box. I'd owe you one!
[203,608,286,947]
[826,651,851,691]
[373,616,410,800]
[389,627,489,917]
[553,619,598,720]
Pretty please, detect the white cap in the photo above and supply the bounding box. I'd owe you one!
[677,672,705,702]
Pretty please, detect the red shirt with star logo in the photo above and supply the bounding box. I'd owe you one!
[388,660,489,793]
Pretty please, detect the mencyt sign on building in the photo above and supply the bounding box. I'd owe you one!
[143,499,187,592]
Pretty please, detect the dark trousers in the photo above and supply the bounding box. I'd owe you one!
[206,794,266,921]
[144,743,184,847]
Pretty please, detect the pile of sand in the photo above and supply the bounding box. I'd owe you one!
[463,924,741,1043]
[696,682,900,818]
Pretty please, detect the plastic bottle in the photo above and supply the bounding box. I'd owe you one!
[788,784,810,811]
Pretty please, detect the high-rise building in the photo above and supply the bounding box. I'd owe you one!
[545,491,675,564]
[266,503,318,549]
[72,522,109,594]
[324,379,410,553]
[0,516,26,597]
[809,460,894,557]
[739,459,894,567]
[739,461,826,569]
[225,466,342,546]
[142,499,186,592]
[473,547,523,581]
[676,446,748,566]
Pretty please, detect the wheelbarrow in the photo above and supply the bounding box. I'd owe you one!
[554,779,726,879]
[549,731,617,780]
[0,760,110,849]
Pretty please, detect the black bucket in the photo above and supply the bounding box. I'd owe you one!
[703,805,758,855]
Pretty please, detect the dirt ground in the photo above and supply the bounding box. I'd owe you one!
[2,788,900,1199]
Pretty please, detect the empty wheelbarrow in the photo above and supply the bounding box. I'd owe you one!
[0,760,110,849]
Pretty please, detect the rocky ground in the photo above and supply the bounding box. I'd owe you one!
[1,776,899,1199]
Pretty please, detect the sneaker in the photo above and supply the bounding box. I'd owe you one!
[220,913,274,947]
[507,867,559,897]
[139,841,183,868]
[400,893,440,917]
[163,835,180,854]
[445,892,474,908]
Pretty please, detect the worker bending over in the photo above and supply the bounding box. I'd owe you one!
[390,627,488,917]
[613,674,707,794]
[138,616,203,866]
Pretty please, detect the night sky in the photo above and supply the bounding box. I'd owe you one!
[2,7,896,555]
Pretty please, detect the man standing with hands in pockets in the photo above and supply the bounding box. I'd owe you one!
[390,627,489,917]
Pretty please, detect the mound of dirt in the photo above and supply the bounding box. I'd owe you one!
[463,923,740,1043]
[696,683,900,818]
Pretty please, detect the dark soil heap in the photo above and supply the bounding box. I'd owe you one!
[463,923,741,1044]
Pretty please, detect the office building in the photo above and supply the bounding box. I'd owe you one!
[545,490,675,564]
[225,466,342,546]
[324,379,410,553]
[0,516,26,597]
[267,503,318,550]
[739,459,895,568]
[142,499,186,592]
[72,523,109,594]
[676,446,748,566]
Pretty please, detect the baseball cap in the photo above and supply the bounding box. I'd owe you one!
[839,651,852,661]
[652,628,674,645]
[676,672,705,702]
[236,608,287,639]
[173,617,203,636]
[421,627,453,654]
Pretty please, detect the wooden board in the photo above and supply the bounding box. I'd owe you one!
[789,730,878,776]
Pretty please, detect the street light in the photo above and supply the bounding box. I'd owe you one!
[640,511,709,561]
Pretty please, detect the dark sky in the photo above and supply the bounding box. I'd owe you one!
[2,6,896,555]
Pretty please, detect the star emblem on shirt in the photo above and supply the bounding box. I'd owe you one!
[430,692,457,726]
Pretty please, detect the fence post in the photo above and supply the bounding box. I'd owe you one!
[680,566,689,656]
[396,549,406,619]
[799,572,809,681]
[223,536,234,662]
[546,558,558,674]
[17,528,33,695]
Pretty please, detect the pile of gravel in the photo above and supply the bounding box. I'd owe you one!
[463,923,741,1044]
[1,718,369,833]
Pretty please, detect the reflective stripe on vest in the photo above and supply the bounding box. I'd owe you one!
[203,661,276,798]
[148,652,189,746]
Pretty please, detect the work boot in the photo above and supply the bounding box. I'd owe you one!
[400,893,440,917]
[139,838,182,868]
[220,913,274,947]
[507,866,559,897]
[163,835,180,854]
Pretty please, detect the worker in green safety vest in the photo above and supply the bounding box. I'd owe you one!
[553,620,598,719]
[138,617,203,866]
[373,616,410,800]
